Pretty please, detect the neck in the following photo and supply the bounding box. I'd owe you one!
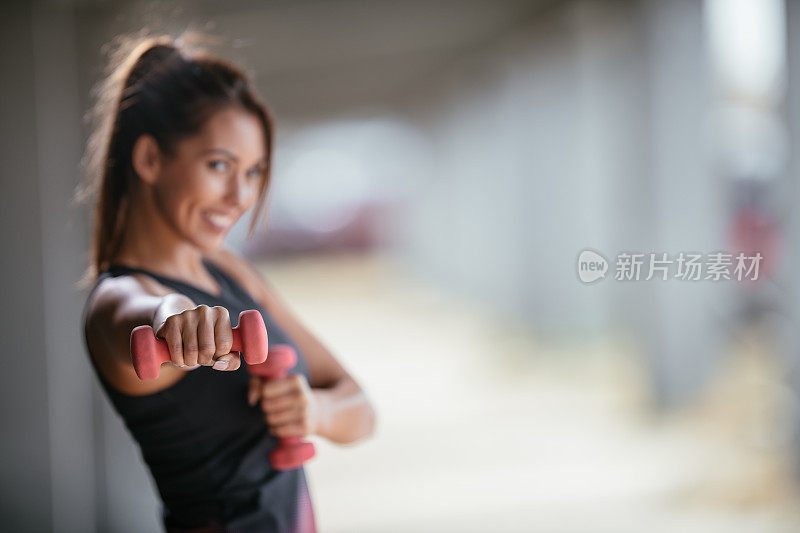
[112,186,208,280]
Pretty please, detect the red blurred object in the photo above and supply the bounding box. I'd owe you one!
[729,205,779,280]
[244,200,398,258]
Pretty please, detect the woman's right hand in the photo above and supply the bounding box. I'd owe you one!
[153,304,241,371]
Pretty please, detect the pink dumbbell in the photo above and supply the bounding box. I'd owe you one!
[130,309,269,380]
[247,344,316,470]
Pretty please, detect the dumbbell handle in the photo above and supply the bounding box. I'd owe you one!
[130,309,268,381]
[248,344,316,470]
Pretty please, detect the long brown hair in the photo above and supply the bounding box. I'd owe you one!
[76,32,275,287]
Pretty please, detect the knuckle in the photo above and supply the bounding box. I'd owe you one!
[198,315,214,331]
[183,341,198,355]
[163,316,179,331]
[198,341,216,357]
[167,340,182,353]
[166,332,180,344]
[217,335,233,354]
[180,315,197,330]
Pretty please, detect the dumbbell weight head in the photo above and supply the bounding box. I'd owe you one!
[233,309,269,365]
[247,343,296,379]
[269,437,316,471]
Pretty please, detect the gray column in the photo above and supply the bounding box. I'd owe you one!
[0,2,52,531]
[31,2,97,531]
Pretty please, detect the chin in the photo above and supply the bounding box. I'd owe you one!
[205,240,226,253]
[191,234,226,253]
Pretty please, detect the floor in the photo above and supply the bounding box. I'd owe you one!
[256,251,800,533]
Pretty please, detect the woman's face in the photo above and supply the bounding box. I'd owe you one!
[152,106,267,251]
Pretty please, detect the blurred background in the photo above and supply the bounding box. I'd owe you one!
[3,0,800,531]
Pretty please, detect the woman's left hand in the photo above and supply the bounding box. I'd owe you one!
[248,374,325,438]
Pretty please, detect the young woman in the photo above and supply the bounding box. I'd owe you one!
[80,35,376,533]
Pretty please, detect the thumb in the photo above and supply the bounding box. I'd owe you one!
[247,376,262,406]
[212,352,240,371]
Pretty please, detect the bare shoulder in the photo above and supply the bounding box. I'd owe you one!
[206,248,275,311]
[84,272,175,362]
[84,272,188,395]
[85,272,173,329]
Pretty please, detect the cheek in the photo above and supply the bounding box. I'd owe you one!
[155,170,223,220]
[244,179,264,206]
[185,168,226,199]
[185,168,229,201]
[244,186,260,208]
[152,178,184,214]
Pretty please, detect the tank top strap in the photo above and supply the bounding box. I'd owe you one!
[103,260,222,300]
[202,259,263,310]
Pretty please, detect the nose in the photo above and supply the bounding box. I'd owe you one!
[224,172,250,207]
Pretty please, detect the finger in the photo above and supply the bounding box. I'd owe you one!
[159,319,185,367]
[261,376,300,400]
[153,317,169,339]
[212,306,233,357]
[248,376,263,406]
[261,392,301,413]
[265,407,303,427]
[270,422,306,439]
[212,352,241,371]
[197,306,216,366]
[181,319,199,367]
[226,352,241,371]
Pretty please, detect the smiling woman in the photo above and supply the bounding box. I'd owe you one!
[77,33,375,533]
[126,107,268,251]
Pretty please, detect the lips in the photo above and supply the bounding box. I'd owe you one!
[203,211,236,232]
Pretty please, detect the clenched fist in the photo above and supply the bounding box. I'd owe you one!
[248,373,324,438]
[154,304,241,371]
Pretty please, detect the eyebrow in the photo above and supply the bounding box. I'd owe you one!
[201,148,267,166]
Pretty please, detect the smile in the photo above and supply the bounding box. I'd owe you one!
[203,211,235,232]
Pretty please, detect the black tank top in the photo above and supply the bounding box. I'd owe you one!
[82,258,316,533]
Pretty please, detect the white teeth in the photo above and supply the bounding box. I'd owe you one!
[206,213,233,228]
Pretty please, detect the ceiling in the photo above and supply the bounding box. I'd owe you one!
[73,0,555,117]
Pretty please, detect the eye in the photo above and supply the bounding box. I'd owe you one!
[246,165,265,180]
[207,159,230,173]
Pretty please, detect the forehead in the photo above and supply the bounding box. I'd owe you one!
[187,106,266,157]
